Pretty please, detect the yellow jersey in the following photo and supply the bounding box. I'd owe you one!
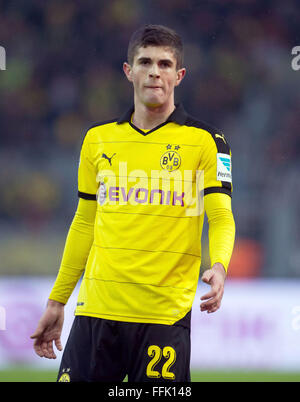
[74,103,233,325]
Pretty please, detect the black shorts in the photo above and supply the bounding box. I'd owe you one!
[57,313,191,382]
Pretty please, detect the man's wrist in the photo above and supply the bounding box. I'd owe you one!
[47,299,65,308]
[211,262,227,278]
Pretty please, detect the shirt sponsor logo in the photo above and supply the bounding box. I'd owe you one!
[96,164,205,216]
[108,186,185,206]
[217,153,232,183]
[98,181,107,205]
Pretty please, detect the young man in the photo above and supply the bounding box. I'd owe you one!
[31,24,235,382]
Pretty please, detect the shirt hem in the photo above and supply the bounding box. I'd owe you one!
[74,310,180,325]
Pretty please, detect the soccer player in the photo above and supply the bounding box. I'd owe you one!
[31,24,235,382]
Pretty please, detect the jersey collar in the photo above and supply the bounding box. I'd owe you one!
[116,103,188,126]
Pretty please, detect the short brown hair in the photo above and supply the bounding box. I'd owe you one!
[127,24,184,69]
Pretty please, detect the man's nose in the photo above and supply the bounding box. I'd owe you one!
[149,64,160,78]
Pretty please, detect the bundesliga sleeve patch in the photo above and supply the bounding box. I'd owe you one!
[216,153,232,183]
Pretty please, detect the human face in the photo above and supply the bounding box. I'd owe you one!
[123,46,186,109]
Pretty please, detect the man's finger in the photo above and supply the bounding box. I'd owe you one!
[207,303,220,314]
[201,271,213,284]
[201,276,210,284]
[47,340,56,359]
[201,290,224,310]
[33,340,44,357]
[201,299,218,311]
[30,327,43,339]
[55,338,63,352]
[200,289,223,310]
[41,340,51,358]
[200,288,218,301]
[30,319,49,339]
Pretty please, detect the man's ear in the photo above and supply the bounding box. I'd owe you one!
[123,62,133,82]
[175,67,186,87]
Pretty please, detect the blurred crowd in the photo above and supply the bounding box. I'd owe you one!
[0,0,299,277]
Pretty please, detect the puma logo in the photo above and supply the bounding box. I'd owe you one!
[101,153,116,166]
[215,133,226,143]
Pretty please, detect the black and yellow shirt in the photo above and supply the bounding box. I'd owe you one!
[50,104,235,325]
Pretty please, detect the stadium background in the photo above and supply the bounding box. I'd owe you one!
[0,0,299,382]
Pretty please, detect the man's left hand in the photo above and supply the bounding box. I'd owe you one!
[200,263,226,314]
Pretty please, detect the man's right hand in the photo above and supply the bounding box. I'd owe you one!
[30,299,64,359]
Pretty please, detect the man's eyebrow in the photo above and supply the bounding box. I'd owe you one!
[159,58,174,65]
[137,57,151,62]
[137,57,174,64]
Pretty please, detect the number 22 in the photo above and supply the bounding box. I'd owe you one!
[146,345,176,380]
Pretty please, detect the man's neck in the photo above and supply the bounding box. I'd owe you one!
[132,102,176,131]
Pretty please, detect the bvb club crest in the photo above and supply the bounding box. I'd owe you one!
[58,373,71,382]
[58,368,71,382]
[160,144,181,172]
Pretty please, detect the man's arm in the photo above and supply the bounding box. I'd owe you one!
[48,197,97,304]
[200,192,235,313]
[30,198,97,358]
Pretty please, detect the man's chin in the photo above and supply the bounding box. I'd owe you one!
[145,103,163,109]
[143,98,164,108]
